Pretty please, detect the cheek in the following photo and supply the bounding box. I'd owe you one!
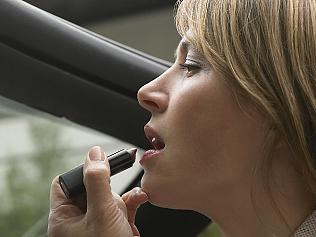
[143,75,268,208]
[167,81,267,182]
[167,81,234,155]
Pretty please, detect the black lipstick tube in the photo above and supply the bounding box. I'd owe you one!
[59,148,137,199]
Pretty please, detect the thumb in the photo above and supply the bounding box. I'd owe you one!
[84,146,114,218]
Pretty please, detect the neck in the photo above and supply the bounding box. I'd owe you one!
[197,154,315,237]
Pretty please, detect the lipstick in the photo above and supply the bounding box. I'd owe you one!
[59,148,137,199]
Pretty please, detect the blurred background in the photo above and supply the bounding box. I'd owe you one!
[24,0,180,61]
[0,0,220,236]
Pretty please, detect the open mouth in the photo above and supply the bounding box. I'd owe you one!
[144,125,165,150]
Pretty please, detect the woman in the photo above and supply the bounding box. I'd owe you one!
[48,0,316,236]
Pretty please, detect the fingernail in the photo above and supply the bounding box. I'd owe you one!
[89,146,102,161]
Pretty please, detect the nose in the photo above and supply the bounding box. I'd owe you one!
[137,76,169,113]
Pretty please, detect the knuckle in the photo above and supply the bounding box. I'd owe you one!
[84,165,108,180]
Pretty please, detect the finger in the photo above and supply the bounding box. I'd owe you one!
[112,191,127,215]
[122,187,148,225]
[50,176,72,211]
[84,146,114,217]
[112,191,141,234]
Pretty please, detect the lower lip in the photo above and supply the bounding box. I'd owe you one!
[140,149,163,165]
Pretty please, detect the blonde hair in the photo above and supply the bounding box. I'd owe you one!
[175,0,316,233]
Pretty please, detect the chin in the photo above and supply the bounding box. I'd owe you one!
[141,174,171,208]
[140,174,191,210]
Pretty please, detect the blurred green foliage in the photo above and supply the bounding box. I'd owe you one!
[197,223,223,237]
[0,120,65,237]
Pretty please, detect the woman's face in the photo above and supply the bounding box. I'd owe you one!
[137,38,268,210]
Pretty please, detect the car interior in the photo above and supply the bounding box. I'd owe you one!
[0,0,212,236]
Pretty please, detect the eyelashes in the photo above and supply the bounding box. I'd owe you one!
[178,62,201,77]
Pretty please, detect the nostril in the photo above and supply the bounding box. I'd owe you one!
[143,100,160,110]
[138,88,168,113]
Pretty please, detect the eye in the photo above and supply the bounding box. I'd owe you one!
[179,63,201,77]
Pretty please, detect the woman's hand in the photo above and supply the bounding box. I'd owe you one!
[48,146,148,237]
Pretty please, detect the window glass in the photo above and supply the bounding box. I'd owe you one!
[3,2,181,237]
[22,1,180,62]
[0,96,142,237]
[84,7,180,62]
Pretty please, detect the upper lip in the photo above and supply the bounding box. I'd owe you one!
[144,125,165,150]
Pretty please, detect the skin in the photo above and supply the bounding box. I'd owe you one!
[48,146,148,237]
[137,39,315,237]
[48,39,315,237]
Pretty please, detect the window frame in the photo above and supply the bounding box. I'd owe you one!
[0,1,211,236]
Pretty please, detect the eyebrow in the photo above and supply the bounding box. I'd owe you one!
[174,40,190,59]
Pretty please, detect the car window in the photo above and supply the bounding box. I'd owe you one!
[84,7,179,62]
[1,1,219,237]
[0,4,179,236]
[0,95,143,237]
